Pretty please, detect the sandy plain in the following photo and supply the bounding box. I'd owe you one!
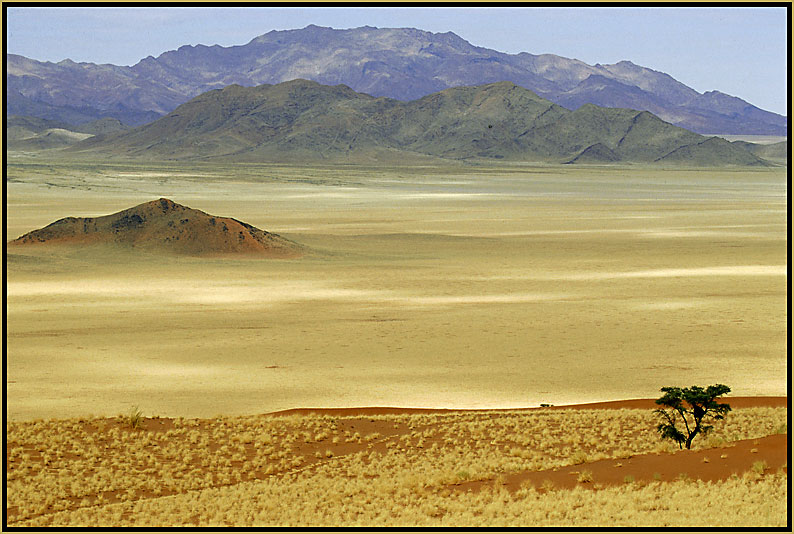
[4,159,789,420]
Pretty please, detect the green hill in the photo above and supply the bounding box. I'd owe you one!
[731,140,788,165]
[565,143,621,164]
[655,137,770,166]
[68,80,776,166]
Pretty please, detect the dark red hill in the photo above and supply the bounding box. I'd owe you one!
[8,198,301,257]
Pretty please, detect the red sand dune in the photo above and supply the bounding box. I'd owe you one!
[453,432,787,493]
[269,396,787,417]
[270,397,788,493]
[8,198,301,257]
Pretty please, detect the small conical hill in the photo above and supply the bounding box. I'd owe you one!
[8,198,301,257]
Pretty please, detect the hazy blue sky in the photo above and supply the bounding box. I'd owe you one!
[5,6,788,115]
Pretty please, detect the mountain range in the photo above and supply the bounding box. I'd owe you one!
[66,79,773,166]
[6,25,787,135]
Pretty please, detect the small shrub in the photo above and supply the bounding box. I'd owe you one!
[519,479,535,491]
[751,460,768,475]
[703,435,726,448]
[570,451,588,465]
[613,448,633,459]
[623,475,635,484]
[577,470,593,483]
[127,406,144,430]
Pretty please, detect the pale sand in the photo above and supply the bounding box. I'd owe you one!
[529,265,787,281]
[5,162,788,420]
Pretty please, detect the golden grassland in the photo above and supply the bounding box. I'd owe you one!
[5,159,788,419]
[5,406,788,527]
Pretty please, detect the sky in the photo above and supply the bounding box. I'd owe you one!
[5,6,789,115]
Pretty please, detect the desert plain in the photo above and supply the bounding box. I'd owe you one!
[4,156,789,526]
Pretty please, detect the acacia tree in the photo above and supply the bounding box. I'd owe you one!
[654,384,731,449]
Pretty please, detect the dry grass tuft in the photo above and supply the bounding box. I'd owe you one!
[126,406,144,430]
[577,470,594,483]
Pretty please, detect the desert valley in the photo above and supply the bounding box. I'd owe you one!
[4,15,789,528]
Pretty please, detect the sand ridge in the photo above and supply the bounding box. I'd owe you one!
[268,396,788,416]
[453,433,787,494]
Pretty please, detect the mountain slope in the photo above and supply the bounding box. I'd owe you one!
[655,137,769,166]
[69,80,772,166]
[8,198,302,257]
[6,115,70,140]
[565,143,620,164]
[73,80,395,160]
[7,25,786,135]
[735,140,788,164]
[6,128,93,151]
[6,115,130,151]
[6,82,161,127]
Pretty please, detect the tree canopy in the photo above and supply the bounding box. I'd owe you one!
[654,384,731,449]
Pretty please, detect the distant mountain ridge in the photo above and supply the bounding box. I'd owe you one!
[6,25,786,135]
[68,79,772,166]
[6,115,130,151]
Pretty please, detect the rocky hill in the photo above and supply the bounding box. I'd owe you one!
[6,25,786,135]
[69,80,771,166]
[6,115,129,151]
[8,198,302,257]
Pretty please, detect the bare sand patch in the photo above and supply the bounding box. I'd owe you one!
[632,300,702,311]
[388,293,570,306]
[6,279,384,306]
[44,128,93,141]
[114,172,216,178]
[400,192,495,199]
[534,265,786,281]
